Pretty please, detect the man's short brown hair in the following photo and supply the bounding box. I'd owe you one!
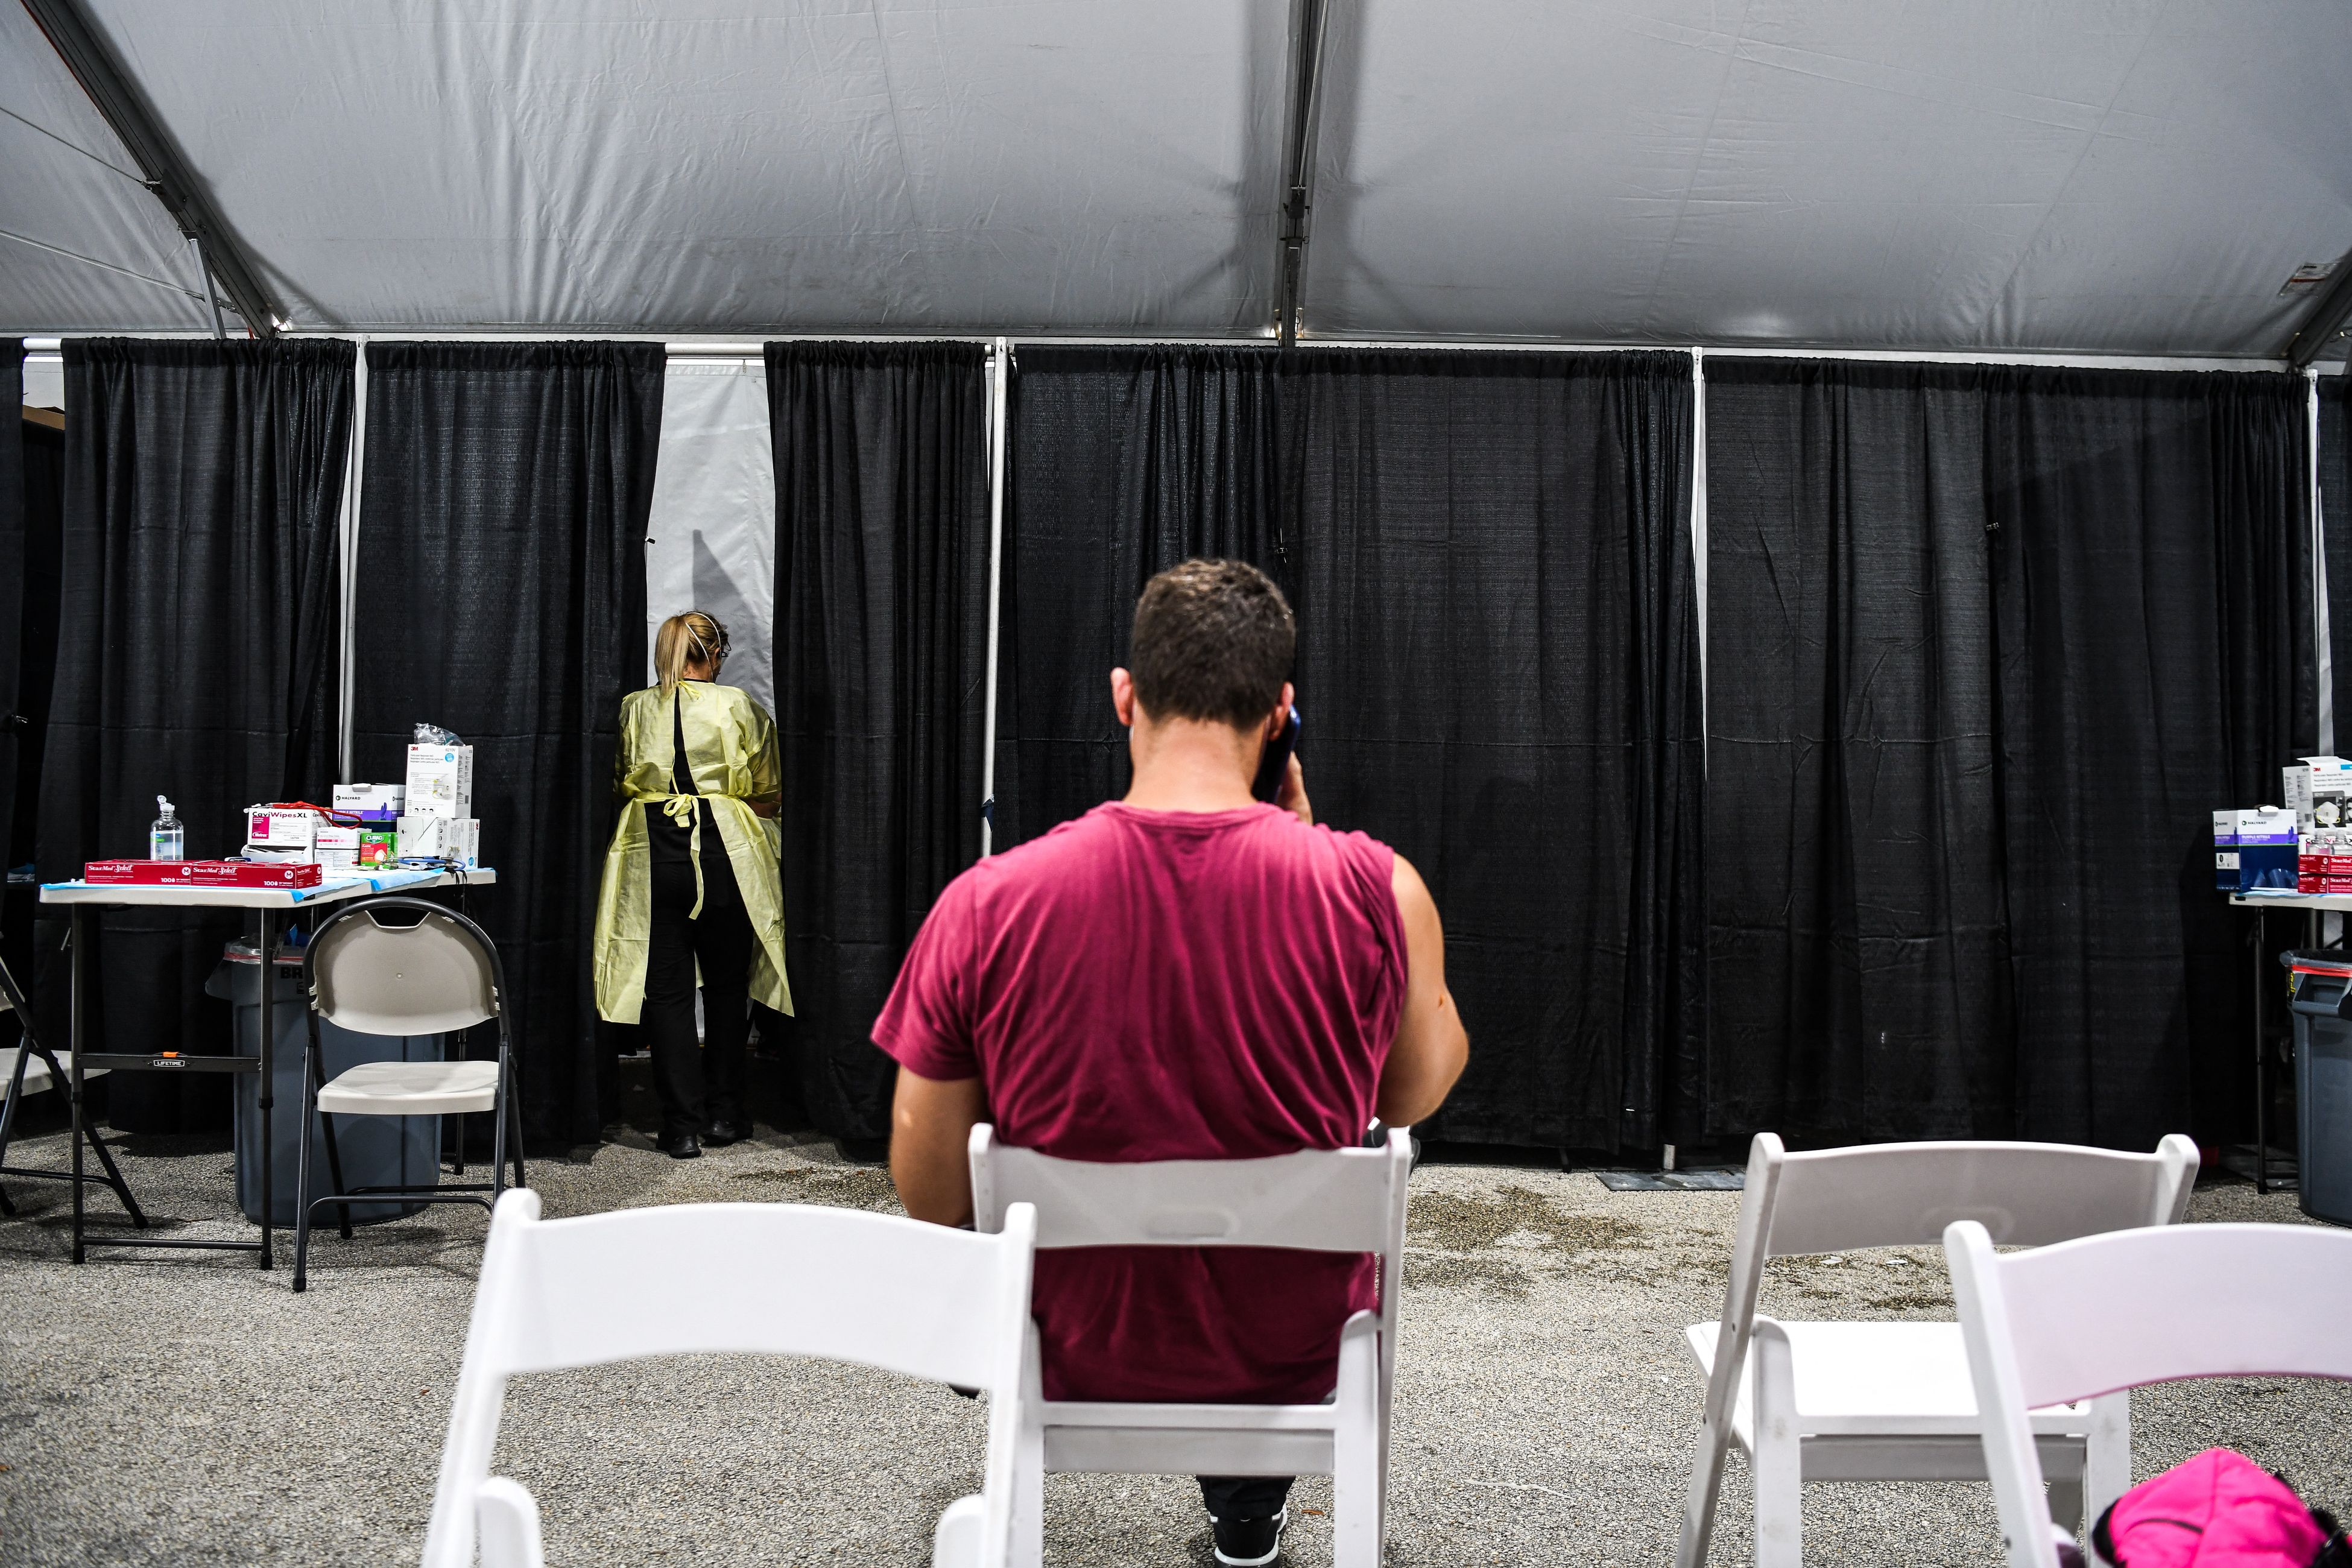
[1128,558,1294,729]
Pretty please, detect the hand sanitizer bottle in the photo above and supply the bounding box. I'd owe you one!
[151,795,184,861]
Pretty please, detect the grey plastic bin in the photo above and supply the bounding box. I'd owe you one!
[2280,950,2352,1227]
[205,942,441,1225]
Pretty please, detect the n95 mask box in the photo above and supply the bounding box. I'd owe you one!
[2283,756,2352,832]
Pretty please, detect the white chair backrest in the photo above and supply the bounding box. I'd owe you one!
[1948,1221,2352,1568]
[969,1124,1411,1255]
[422,1190,1038,1568]
[312,906,499,1035]
[1760,1135,2198,1258]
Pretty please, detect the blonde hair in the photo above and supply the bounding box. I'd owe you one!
[654,611,729,697]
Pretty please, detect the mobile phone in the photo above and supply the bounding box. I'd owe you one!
[1253,706,1301,803]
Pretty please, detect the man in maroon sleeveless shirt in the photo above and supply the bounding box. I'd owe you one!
[876,558,1469,1567]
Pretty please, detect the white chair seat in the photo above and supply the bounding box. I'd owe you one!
[1685,1320,2094,1445]
[318,1059,499,1115]
[1,1048,109,1097]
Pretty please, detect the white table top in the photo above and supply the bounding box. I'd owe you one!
[39,866,496,909]
[2231,890,2352,912]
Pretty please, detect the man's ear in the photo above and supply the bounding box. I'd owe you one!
[1271,680,1296,736]
[1111,667,1137,729]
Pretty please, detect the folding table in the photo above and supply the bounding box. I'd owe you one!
[38,866,497,1266]
[2230,890,2352,1194]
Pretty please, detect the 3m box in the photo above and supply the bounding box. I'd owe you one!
[2214,810,2240,891]
[403,745,473,819]
[331,783,406,815]
[2283,757,2352,832]
[397,814,479,867]
[2234,807,2300,892]
[244,806,319,853]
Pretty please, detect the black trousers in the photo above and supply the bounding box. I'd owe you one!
[1200,1475,1292,1519]
[642,835,754,1140]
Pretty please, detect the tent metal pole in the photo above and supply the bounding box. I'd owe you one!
[21,0,281,337]
[337,338,368,783]
[2314,370,2334,756]
[194,234,226,340]
[1275,0,1334,348]
[978,337,1010,858]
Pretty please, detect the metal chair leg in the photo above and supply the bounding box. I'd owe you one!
[506,1068,526,1192]
[293,1013,323,1292]
[0,1038,28,1216]
[320,1099,353,1242]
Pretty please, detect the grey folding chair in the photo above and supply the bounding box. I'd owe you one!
[292,896,523,1291]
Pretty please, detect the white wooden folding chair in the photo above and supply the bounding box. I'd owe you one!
[1949,1219,2352,1568]
[1676,1133,2198,1568]
[968,1124,1412,1568]
[420,1189,1039,1568]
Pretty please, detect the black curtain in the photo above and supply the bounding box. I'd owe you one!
[8,414,65,1014]
[768,343,990,1143]
[1283,350,1704,1152]
[0,343,22,871]
[39,340,353,1132]
[1706,359,2312,1151]
[352,343,659,1148]
[996,346,1283,846]
[1988,368,2313,1149]
[2322,379,2351,738]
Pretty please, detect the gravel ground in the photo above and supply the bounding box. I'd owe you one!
[2,1111,2345,1567]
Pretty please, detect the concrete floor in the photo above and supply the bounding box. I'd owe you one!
[2,1117,2345,1567]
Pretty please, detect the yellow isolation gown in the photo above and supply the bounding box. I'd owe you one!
[592,680,792,1025]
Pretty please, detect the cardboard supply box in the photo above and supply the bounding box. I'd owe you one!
[245,805,320,854]
[83,859,199,885]
[2234,806,2300,893]
[2283,756,2352,832]
[403,745,474,820]
[316,850,359,874]
[315,824,361,857]
[2214,809,2240,892]
[331,783,406,815]
[2302,830,2352,893]
[397,814,480,868]
[189,860,321,889]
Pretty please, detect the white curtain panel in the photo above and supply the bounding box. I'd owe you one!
[645,359,776,715]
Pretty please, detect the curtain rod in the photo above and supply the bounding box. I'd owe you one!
[13,330,2329,374]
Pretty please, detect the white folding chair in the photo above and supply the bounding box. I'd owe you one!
[968,1124,1412,1568]
[292,895,525,1291]
[421,1189,1040,1568]
[1675,1133,2198,1568]
[1949,1220,2352,1568]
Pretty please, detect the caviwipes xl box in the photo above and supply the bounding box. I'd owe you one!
[2283,756,2352,831]
[403,745,473,819]
[244,805,319,856]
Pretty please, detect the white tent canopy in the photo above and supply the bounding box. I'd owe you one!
[5,0,2352,356]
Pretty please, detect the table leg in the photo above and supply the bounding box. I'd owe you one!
[257,907,274,1270]
[69,905,87,1263]
[2256,909,2271,1197]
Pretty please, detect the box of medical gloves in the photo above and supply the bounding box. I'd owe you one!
[403,745,473,819]
[2303,830,2352,894]
[2214,811,2240,891]
[2233,807,2299,892]
[2283,757,2352,832]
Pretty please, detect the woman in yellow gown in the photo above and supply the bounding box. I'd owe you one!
[592,611,791,1158]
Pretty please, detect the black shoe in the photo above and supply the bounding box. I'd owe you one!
[1210,1508,1286,1567]
[704,1120,745,1147]
[658,1132,702,1160]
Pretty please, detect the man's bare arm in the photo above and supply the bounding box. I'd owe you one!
[888,1067,989,1226]
[1376,852,1468,1128]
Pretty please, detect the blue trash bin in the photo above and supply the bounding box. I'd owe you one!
[2280,951,2352,1227]
[206,941,443,1225]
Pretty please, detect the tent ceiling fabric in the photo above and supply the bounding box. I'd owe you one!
[2,0,2348,354]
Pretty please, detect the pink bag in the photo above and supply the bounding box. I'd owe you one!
[2087,1449,2348,1568]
